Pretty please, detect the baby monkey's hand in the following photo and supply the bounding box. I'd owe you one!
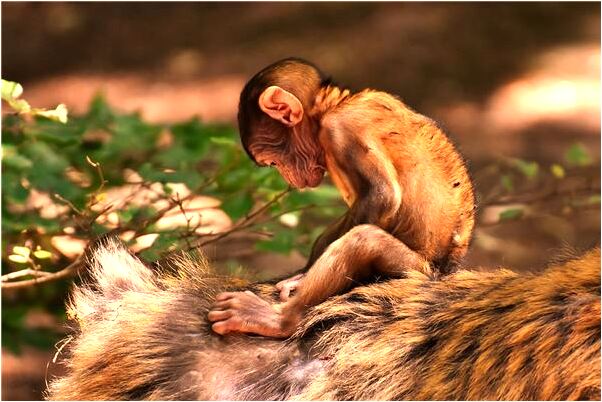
[208,291,297,338]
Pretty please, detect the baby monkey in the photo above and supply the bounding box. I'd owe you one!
[208,58,475,338]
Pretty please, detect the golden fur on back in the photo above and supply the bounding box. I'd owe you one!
[314,86,475,270]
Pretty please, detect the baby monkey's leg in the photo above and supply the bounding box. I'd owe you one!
[208,224,431,338]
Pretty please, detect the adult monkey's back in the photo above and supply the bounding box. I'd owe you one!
[47,239,600,400]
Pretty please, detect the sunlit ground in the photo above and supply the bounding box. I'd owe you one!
[490,45,599,132]
[438,43,600,154]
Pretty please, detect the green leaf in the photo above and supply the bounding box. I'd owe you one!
[1,305,28,353]
[1,80,31,113]
[24,116,84,146]
[1,79,23,100]
[499,208,523,222]
[171,119,211,155]
[33,104,68,124]
[20,142,82,200]
[209,137,237,146]
[12,246,31,257]
[217,169,252,192]
[251,169,288,192]
[118,208,135,223]
[500,174,514,192]
[1,179,29,204]
[565,143,592,167]
[285,184,341,208]
[86,93,114,125]
[221,193,254,220]
[139,231,181,260]
[256,231,295,254]
[512,159,538,180]
[550,164,565,179]
[8,254,29,264]
[19,328,62,350]
[2,145,33,170]
[33,249,53,259]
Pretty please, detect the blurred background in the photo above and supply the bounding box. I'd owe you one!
[2,2,600,400]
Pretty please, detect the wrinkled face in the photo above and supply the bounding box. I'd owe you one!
[248,124,325,189]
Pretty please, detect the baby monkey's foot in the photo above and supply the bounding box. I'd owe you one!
[208,291,297,338]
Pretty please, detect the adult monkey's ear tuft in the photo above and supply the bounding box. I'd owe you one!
[258,86,304,127]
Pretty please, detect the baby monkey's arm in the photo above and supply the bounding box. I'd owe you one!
[208,224,432,338]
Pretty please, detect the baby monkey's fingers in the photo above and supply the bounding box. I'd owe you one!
[207,309,232,322]
[215,292,238,301]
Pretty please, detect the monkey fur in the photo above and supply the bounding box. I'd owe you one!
[47,238,600,400]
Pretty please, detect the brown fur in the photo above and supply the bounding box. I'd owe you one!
[312,85,475,269]
[209,59,475,337]
[239,58,475,273]
[47,240,600,400]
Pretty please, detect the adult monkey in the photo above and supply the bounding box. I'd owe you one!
[209,58,475,338]
[48,240,601,400]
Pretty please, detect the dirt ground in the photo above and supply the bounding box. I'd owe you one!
[2,3,600,400]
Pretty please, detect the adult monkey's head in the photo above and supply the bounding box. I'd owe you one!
[238,58,328,188]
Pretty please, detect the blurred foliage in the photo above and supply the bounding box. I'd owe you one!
[565,143,593,167]
[2,83,344,352]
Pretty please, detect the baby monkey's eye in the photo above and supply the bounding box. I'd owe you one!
[270,162,277,166]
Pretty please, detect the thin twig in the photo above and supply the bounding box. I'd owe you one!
[1,268,51,281]
[1,258,82,289]
[130,192,197,237]
[190,188,292,249]
[53,193,83,215]
[477,202,599,227]
[85,155,107,201]
[482,186,599,208]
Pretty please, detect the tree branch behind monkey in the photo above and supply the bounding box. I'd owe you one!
[209,58,476,337]
[47,240,600,400]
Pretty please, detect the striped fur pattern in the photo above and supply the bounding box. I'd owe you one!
[47,241,600,400]
[296,248,601,400]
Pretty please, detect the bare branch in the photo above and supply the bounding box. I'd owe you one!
[482,185,599,208]
[86,155,108,198]
[1,258,82,290]
[53,193,83,215]
[1,268,51,281]
[190,188,292,250]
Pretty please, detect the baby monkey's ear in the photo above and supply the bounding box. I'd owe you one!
[258,86,304,127]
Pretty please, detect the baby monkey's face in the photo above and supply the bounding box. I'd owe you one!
[249,121,326,189]
[254,149,325,189]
